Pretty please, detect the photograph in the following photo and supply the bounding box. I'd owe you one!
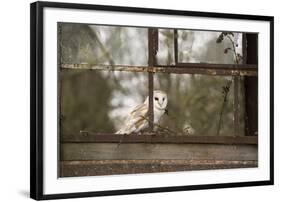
[58,23,258,177]
[30,2,273,199]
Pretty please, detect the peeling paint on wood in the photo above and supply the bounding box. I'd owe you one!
[61,143,257,161]
[60,159,258,177]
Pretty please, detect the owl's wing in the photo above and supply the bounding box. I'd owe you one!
[116,103,148,134]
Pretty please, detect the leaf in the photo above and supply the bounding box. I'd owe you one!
[224,47,231,54]
[222,32,234,37]
[216,33,224,43]
[237,53,243,63]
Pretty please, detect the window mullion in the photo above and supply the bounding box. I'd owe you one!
[148,73,154,131]
[148,28,157,131]
[174,29,178,65]
[244,34,258,136]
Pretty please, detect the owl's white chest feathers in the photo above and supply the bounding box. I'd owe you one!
[153,107,165,124]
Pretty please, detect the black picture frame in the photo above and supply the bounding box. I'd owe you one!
[30,1,274,200]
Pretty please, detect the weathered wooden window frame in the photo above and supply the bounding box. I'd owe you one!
[60,26,258,145]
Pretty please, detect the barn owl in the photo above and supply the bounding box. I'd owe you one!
[116,90,168,134]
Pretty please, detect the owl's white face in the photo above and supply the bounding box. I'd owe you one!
[144,90,168,110]
[153,90,168,110]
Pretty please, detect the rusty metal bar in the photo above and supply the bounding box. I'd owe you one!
[148,28,157,130]
[175,62,257,69]
[61,63,257,70]
[61,134,258,145]
[148,73,154,130]
[174,29,178,64]
[61,64,257,76]
[148,28,158,66]
[244,34,258,136]
[242,33,247,65]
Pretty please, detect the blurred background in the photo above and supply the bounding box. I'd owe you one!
[59,23,245,136]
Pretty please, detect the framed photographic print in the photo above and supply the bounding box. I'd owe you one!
[30,1,274,200]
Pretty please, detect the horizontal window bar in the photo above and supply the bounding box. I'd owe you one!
[171,62,257,69]
[61,133,258,145]
[61,63,257,76]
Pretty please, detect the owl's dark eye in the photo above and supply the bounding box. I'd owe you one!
[154,97,159,101]
[163,98,165,101]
